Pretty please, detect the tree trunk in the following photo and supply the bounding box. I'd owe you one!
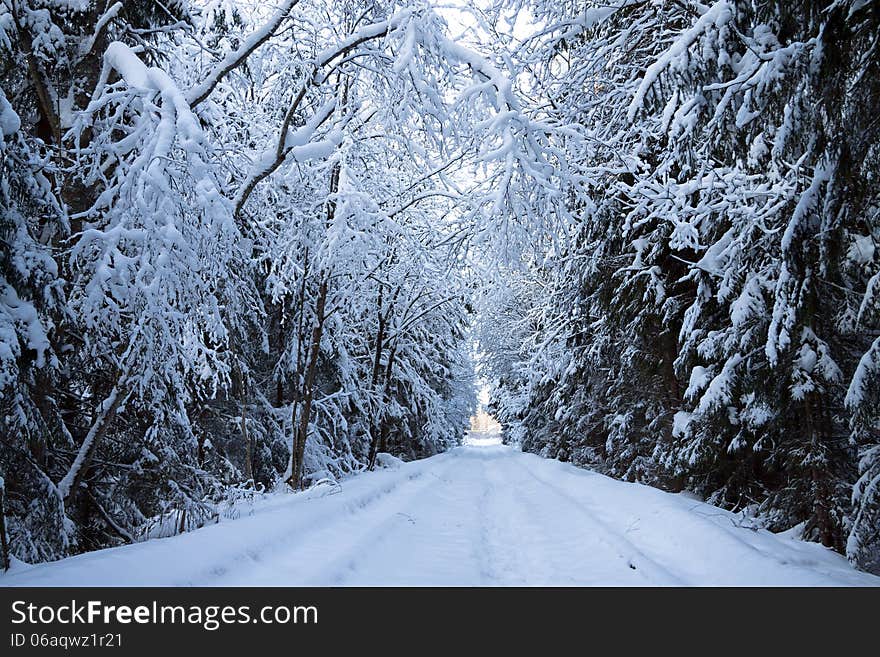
[368,346,397,470]
[0,481,10,571]
[288,276,328,489]
[371,286,386,388]
[366,287,386,461]
[804,394,837,549]
[287,247,311,470]
[287,161,340,489]
[243,410,254,484]
[236,365,254,483]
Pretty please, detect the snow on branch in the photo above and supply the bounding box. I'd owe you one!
[99,41,203,148]
[846,337,880,411]
[186,0,302,109]
[69,39,236,426]
[232,8,419,217]
[78,1,122,59]
[231,5,545,219]
[627,1,733,121]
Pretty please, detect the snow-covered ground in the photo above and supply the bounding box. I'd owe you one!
[2,431,878,586]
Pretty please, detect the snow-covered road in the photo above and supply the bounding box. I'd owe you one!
[3,432,878,586]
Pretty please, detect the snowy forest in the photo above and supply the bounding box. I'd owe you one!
[0,0,879,580]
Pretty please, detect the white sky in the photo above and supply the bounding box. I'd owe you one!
[433,0,534,45]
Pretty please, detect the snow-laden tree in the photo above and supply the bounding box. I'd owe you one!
[0,0,215,560]
[0,0,517,562]
[200,0,536,489]
[0,85,67,562]
[478,0,880,571]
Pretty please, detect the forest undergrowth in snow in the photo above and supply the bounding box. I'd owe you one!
[1,0,879,577]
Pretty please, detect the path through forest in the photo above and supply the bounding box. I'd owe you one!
[2,432,877,586]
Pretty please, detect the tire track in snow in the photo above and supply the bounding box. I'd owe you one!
[475,450,561,584]
[522,457,865,585]
[198,453,462,585]
[297,456,465,585]
[505,454,687,585]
